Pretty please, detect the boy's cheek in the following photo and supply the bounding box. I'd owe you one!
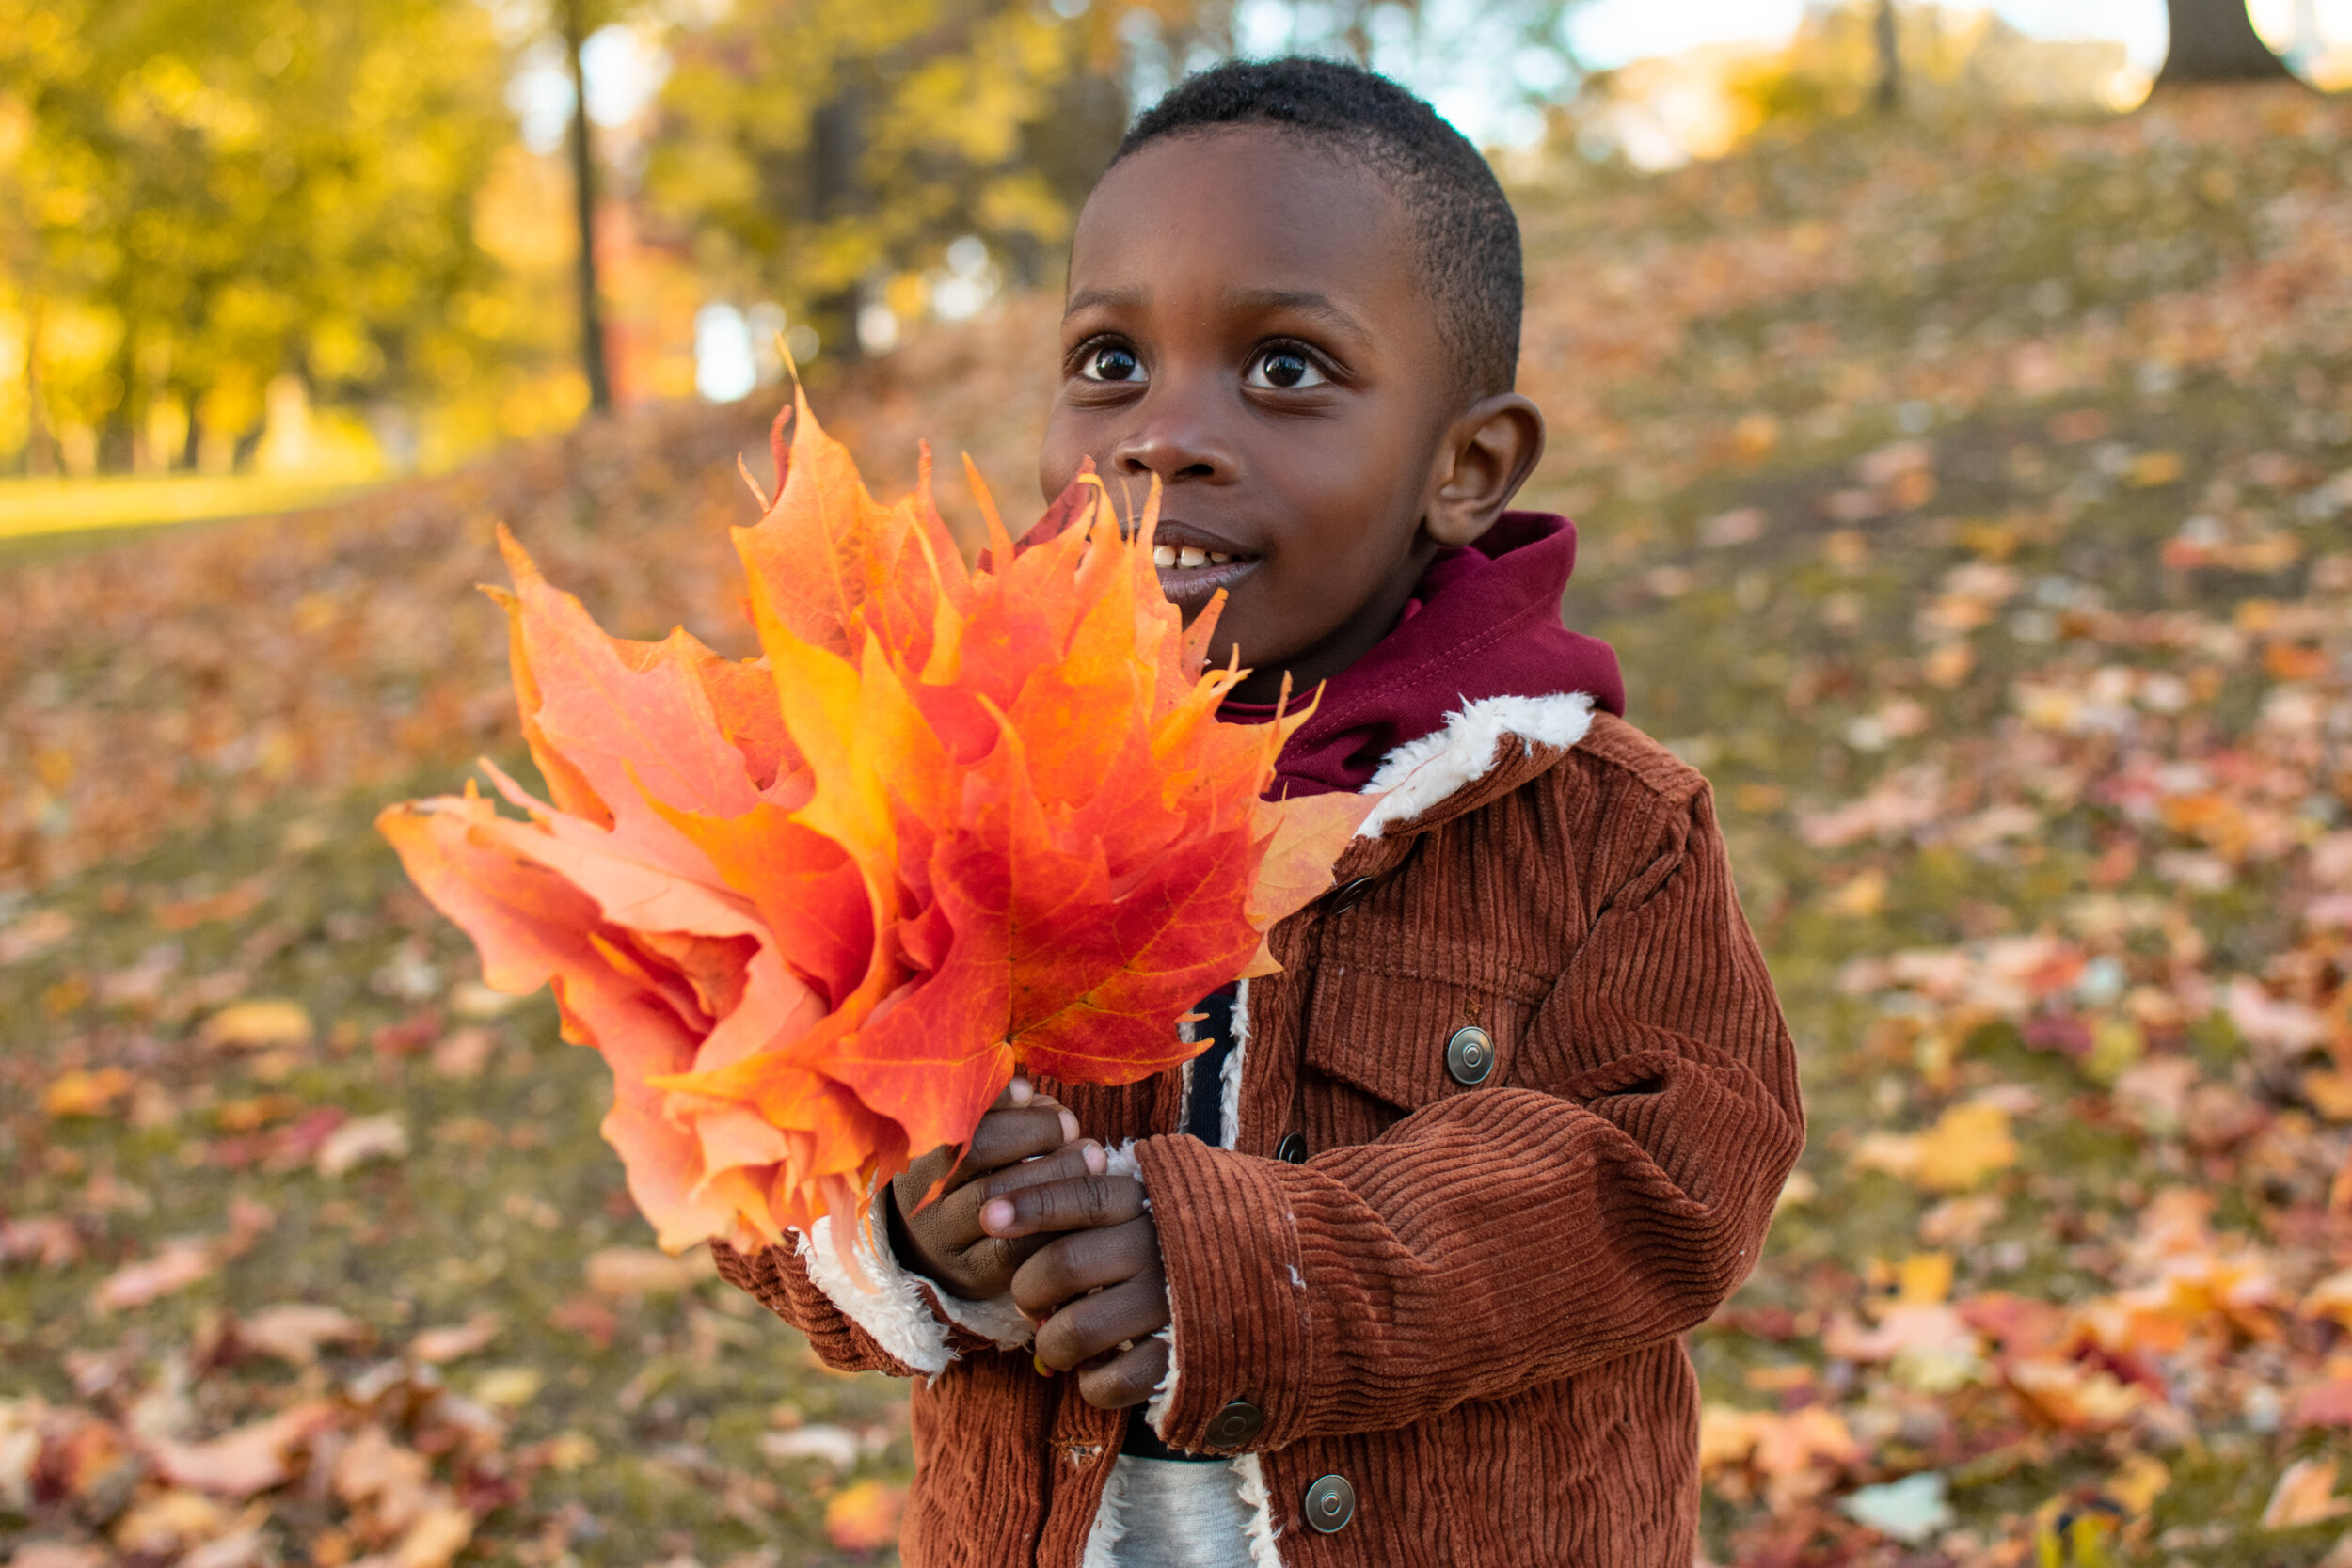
[1034,419,1091,504]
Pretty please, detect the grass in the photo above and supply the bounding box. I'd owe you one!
[0,474,383,545]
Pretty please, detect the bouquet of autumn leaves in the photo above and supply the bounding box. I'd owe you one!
[379,389,1366,1266]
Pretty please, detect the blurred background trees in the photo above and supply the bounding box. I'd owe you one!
[0,0,520,476]
[644,0,1136,364]
[0,0,2342,481]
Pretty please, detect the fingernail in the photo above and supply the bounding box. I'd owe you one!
[1083,1142,1107,1175]
[980,1198,1014,1234]
[1059,1109,1080,1144]
[1009,1077,1033,1105]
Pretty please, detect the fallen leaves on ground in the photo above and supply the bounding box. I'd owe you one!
[822,1478,905,1553]
[8,81,2352,1567]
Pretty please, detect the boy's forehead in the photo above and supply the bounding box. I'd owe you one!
[1069,129,1418,307]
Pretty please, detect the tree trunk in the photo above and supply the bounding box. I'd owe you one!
[2155,0,2299,87]
[1873,0,1901,113]
[23,301,56,477]
[562,0,613,415]
[97,330,135,474]
[181,393,203,472]
[807,91,865,363]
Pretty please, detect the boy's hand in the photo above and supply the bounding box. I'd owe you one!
[993,1186,1170,1411]
[886,1079,1100,1301]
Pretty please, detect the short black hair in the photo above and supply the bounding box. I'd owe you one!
[1110,56,1522,400]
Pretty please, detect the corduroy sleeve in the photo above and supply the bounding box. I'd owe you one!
[711,1212,1035,1379]
[1134,783,1804,1450]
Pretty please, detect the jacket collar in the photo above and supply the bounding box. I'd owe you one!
[1354,691,1597,838]
[1225,513,1623,800]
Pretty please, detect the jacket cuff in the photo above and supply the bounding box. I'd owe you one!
[1133,1134,1310,1452]
[800,1207,1033,1375]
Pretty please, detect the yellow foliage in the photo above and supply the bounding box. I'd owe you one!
[1851,1101,2018,1192]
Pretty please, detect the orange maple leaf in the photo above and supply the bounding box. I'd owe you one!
[381,387,1368,1259]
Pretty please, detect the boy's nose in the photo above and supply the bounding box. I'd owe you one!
[1110,404,1236,488]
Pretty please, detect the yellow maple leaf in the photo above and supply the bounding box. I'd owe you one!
[1851,1101,2018,1193]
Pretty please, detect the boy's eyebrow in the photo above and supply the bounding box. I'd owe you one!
[1224,288,1373,344]
[1064,285,1145,317]
[1061,284,1372,345]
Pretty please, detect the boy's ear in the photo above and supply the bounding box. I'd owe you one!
[1424,394,1545,549]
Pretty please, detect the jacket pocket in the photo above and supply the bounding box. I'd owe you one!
[1300,958,1537,1112]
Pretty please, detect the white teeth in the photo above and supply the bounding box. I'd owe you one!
[1208,552,1232,564]
[1152,546,1177,568]
[1178,547,1207,568]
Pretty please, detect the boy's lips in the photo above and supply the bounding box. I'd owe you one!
[1149,520,1258,606]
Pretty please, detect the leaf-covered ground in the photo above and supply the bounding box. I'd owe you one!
[7,85,2352,1567]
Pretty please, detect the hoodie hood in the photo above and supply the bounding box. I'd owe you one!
[1219,512,1623,799]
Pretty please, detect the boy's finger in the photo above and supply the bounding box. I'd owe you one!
[947,1230,1054,1294]
[896,1145,958,1206]
[1009,1218,1159,1318]
[988,1078,1071,1117]
[912,1142,1107,1255]
[1033,1276,1171,1372]
[977,1170,1140,1241]
[1075,1337,1172,1412]
[946,1106,1081,1186]
[983,1141,1109,1200]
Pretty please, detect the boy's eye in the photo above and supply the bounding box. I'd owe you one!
[1247,348,1326,390]
[1079,344,1144,383]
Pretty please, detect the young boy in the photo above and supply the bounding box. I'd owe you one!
[713,57,1804,1568]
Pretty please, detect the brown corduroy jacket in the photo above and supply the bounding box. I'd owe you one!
[715,705,1804,1567]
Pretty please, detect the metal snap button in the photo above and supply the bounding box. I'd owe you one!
[1303,1473,1356,1533]
[1445,1025,1495,1086]
[1274,1132,1308,1164]
[1328,877,1375,913]
[1204,1400,1263,1448]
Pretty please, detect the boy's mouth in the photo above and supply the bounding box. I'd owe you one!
[1151,544,1243,570]
[1148,523,1259,606]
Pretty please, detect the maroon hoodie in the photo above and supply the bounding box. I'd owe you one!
[1219,511,1623,798]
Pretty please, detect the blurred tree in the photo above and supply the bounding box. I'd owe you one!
[558,0,616,415]
[645,0,1591,359]
[1708,3,2125,133]
[0,0,514,472]
[646,0,1136,359]
[534,0,675,415]
[2154,0,2298,86]
[1874,0,1901,111]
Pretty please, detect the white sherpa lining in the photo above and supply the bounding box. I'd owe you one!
[1354,691,1597,838]
[1140,1326,1179,1436]
[1149,975,1247,1442]
[1174,1005,1200,1134]
[800,1213,958,1375]
[1080,1449,1133,1568]
[1104,1136,1144,1185]
[1216,977,1250,1155]
[1234,1452,1284,1568]
[800,1204,1033,1376]
[1224,977,1283,1563]
[929,1276,1037,1348]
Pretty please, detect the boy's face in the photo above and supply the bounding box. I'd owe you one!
[1041,127,1515,703]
